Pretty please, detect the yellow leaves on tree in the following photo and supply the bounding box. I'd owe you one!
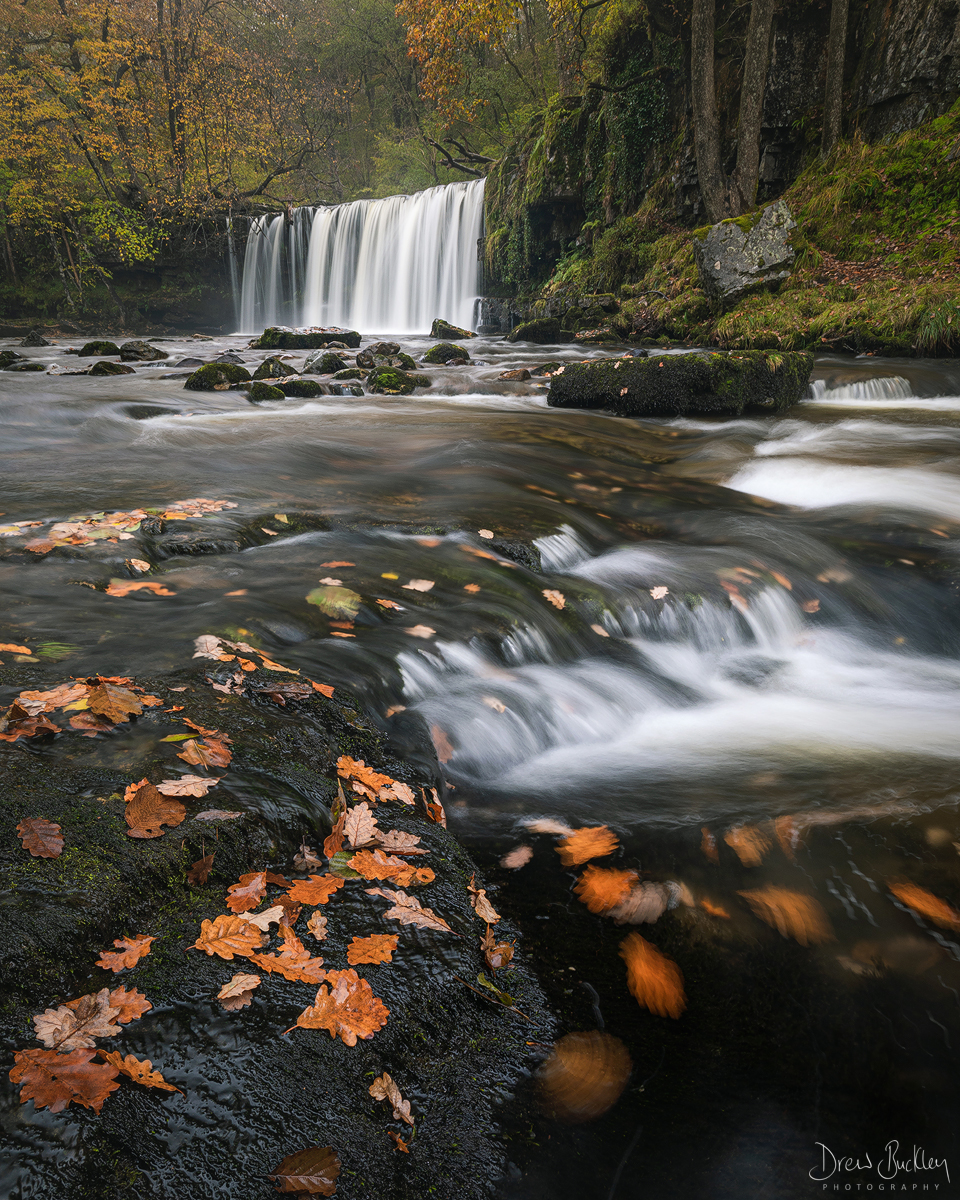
[288,968,389,1046]
[737,886,834,945]
[555,825,618,867]
[619,933,686,1019]
[888,879,960,931]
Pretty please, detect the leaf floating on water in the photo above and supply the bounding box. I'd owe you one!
[34,988,121,1050]
[402,578,435,592]
[87,683,142,723]
[620,932,686,1018]
[96,935,155,973]
[107,986,152,1024]
[18,683,89,713]
[127,558,151,574]
[500,845,533,869]
[700,827,719,863]
[105,579,175,597]
[467,874,500,923]
[306,585,362,618]
[343,802,379,849]
[192,914,265,959]
[573,864,638,915]
[288,968,389,1046]
[125,781,186,839]
[802,599,821,613]
[178,736,232,768]
[737,885,834,945]
[268,1145,341,1196]
[346,934,398,965]
[187,854,215,886]
[0,642,31,654]
[542,589,565,609]
[888,879,960,931]
[723,825,771,867]
[478,529,495,539]
[522,817,574,836]
[10,1048,120,1114]
[405,625,435,638]
[369,1071,414,1125]
[649,586,669,599]
[365,886,454,932]
[608,881,669,925]
[538,1031,632,1123]
[555,825,618,867]
[287,874,346,905]
[97,1051,181,1094]
[226,871,268,913]
[193,634,224,659]
[17,818,63,858]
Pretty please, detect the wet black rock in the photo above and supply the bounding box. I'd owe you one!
[123,405,177,420]
[248,380,286,402]
[430,318,476,340]
[20,329,49,347]
[506,318,574,345]
[279,378,327,398]
[303,350,347,374]
[139,516,166,535]
[120,339,168,361]
[531,361,564,376]
[154,533,242,556]
[693,200,797,303]
[252,355,292,380]
[332,367,364,380]
[367,341,401,356]
[548,349,813,416]
[0,350,25,368]
[252,326,362,350]
[214,351,246,365]
[78,340,121,356]
[184,363,252,391]
[4,360,45,372]
[89,360,136,376]
[367,365,430,394]
[172,357,206,369]
[423,342,471,364]
[329,383,364,396]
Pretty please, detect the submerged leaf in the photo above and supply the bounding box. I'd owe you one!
[619,933,686,1018]
[268,1146,341,1196]
[306,585,362,618]
[538,1031,632,1123]
[738,885,834,945]
[87,683,142,722]
[555,826,618,867]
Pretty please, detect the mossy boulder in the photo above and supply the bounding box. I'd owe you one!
[119,340,167,362]
[693,200,797,303]
[248,380,286,402]
[367,366,429,394]
[251,327,361,350]
[279,378,326,397]
[430,318,476,340]
[423,342,471,364]
[0,350,25,368]
[183,363,251,391]
[547,349,813,416]
[252,355,292,380]
[4,360,46,372]
[20,329,50,347]
[333,367,364,380]
[89,360,136,376]
[531,361,564,376]
[506,318,573,344]
[78,340,121,356]
[303,350,347,374]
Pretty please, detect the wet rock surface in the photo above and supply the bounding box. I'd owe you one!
[693,201,797,303]
[252,328,362,351]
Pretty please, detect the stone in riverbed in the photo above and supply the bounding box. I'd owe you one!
[4,359,45,372]
[367,365,429,394]
[333,367,364,380]
[251,326,362,350]
[20,329,49,347]
[119,339,167,361]
[303,350,347,374]
[431,318,476,340]
[0,350,25,368]
[499,368,531,381]
[78,340,121,356]
[279,377,326,397]
[547,350,813,417]
[253,355,293,380]
[693,200,796,303]
[248,381,286,402]
[506,318,574,345]
[89,360,136,376]
[184,363,252,391]
[423,342,471,364]
[531,361,564,376]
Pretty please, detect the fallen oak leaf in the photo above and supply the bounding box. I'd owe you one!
[34,988,121,1050]
[346,934,398,965]
[187,854,215,886]
[125,781,186,838]
[17,818,64,859]
[156,775,219,797]
[700,899,731,919]
[620,932,686,1018]
[369,1071,414,1125]
[542,589,565,609]
[423,788,446,827]
[521,817,573,836]
[217,973,261,1011]
[287,874,346,905]
[365,886,455,933]
[105,579,175,597]
[97,1051,182,1094]
[737,885,834,945]
[178,736,232,768]
[241,904,286,931]
[376,829,427,856]
[17,683,89,713]
[573,864,639,915]
[0,704,59,741]
[888,879,960,931]
[467,874,500,923]
[336,756,393,791]
[402,578,435,592]
[323,812,345,858]
[286,968,389,1045]
[192,914,265,959]
[268,1146,340,1196]
[349,849,435,887]
[226,871,267,913]
[481,924,514,972]
[405,625,435,639]
[106,986,152,1024]
[10,1048,120,1114]
[307,912,328,941]
[555,825,618,867]
[608,881,670,925]
[96,935,155,973]
[310,680,335,697]
[343,802,379,849]
[249,949,327,984]
[379,780,416,805]
[388,1131,410,1152]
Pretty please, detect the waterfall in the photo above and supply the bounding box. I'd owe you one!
[238,179,485,336]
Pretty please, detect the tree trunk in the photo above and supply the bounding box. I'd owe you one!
[821,0,849,155]
[690,0,728,222]
[730,0,777,213]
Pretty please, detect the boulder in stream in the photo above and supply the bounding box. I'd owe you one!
[367,365,430,394]
[89,360,136,376]
[20,329,49,347]
[693,200,797,303]
[547,349,813,416]
[279,377,326,397]
[506,318,573,345]
[303,350,347,375]
[253,355,294,380]
[183,363,252,391]
[431,318,476,340]
[423,342,471,365]
[252,326,362,350]
[0,350,25,368]
[248,380,286,402]
[333,367,364,380]
[78,340,121,356]
[119,340,168,361]
[3,359,45,372]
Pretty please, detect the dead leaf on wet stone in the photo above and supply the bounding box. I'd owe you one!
[10,1048,120,1113]
[178,736,232,768]
[555,825,618,867]
[195,809,243,821]
[125,781,186,838]
[187,854,215,886]
[295,841,325,871]
[192,914,265,959]
[97,1051,181,1093]
[343,802,379,848]
[242,904,285,931]
[34,988,121,1050]
[287,968,389,1045]
[156,775,218,797]
[217,973,261,1010]
[365,886,454,932]
[467,874,500,923]
[225,871,267,913]
[307,911,328,941]
[481,925,514,972]
[336,756,393,791]
[86,683,143,722]
[17,818,63,858]
[268,1146,340,1196]
[369,1072,414,1124]
[106,987,152,1024]
[287,874,346,905]
[376,829,427,855]
[346,934,398,965]
[349,849,435,887]
[96,935,155,973]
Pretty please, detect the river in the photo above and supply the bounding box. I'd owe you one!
[2,334,960,1198]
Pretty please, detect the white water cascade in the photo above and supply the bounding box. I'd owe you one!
[238,179,485,335]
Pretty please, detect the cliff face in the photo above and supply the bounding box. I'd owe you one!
[484,0,960,293]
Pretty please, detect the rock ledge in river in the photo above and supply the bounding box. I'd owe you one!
[184,363,252,391]
[431,318,476,340]
[252,326,362,350]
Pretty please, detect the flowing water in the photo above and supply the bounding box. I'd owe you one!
[3,335,960,1198]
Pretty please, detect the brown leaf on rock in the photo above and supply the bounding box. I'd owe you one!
[34,988,121,1050]
[18,683,88,712]
[17,818,64,859]
[737,885,834,945]
[69,712,113,736]
[388,1131,410,1152]
[287,874,346,905]
[349,849,435,887]
[288,968,389,1046]
[250,949,327,985]
[467,874,500,923]
[480,925,514,972]
[187,854,215,886]
[723,825,771,867]
[241,904,285,931]
[376,829,427,856]
[192,914,265,959]
[555,826,619,867]
[573,864,639,915]
[96,935,155,973]
[365,886,454,933]
[379,781,416,805]
[343,802,379,849]
[156,775,219,797]
[125,782,186,838]
[0,702,59,741]
[538,1031,632,1123]
[307,911,328,941]
[98,1051,181,1093]
[346,934,398,965]
[336,756,393,790]
[106,987,152,1024]
[369,1072,414,1124]
[226,871,268,913]
[178,737,232,768]
[620,933,686,1018]
[888,879,960,931]
[268,1146,340,1196]
[217,973,261,1011]
[10,1048,120,1114]
[423,788,446,827]
[87,683,143,723]
[295,841,325,871]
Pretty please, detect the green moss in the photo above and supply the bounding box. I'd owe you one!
[248,380,285,401]
[252,327,361,350]
[279,378,325,397]
[89,360,136,376]
[423,342,470,364]
[252,355,291,380]
[78,340,121,356]
[366,365,427,394]
[183,363,251,391]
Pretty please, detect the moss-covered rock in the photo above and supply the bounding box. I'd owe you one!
[183,363,252,391]
[0,350,25,368]
[303,350,347,374]
[4,360,46,372]
[366,366,429,394]
[506,318,573,345]
[89,360,136,376]
[423,342,471,364]
[251,327,361,350]
[279,378,326,397]
[247,380,286,402]
[78,340,121,356]
[119,340,167,362]
[252,355,292,380]
[531,361,564,375]
[430,318,476,340]
[332,367,364,380]
[547,349,813,416]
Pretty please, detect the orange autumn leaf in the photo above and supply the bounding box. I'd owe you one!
[774,815,800,860]
[178,736,232,768]
[467,873,500,923]
[287,874,346,905]
[430,723,454,762]
[124,781,186,839]
[268,1147,341,1197]
[192,914,265,959]
[0,642,30,654]
[619,933,686,1018]
[105,579,175,597]
[336,756,393,790]
[287,968,389,1046]
[249,949,327,984]
[96,935,155,973]
[106,986,152,1024]
[17,683,88,712]
[737,885,834,945]
[86,683,142,723]
[888,879,960,931]
[310,680,335,697]
[346,934,398,965]
[323,811,345,858]
[555,825,619,867]
[97,1051,182,1093]
[723,825,771,867]
[538,1030,632,1122]
[225,871,268,914]
[348,849,435,888]
[573,864,639,915]
[187,853,215,886]
[34,988,121,1050]
[365,886,454,933]
[700,899,731,919]
[16,817,63,858]
[217,973,261,1011]
[10,1048,120,1113]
